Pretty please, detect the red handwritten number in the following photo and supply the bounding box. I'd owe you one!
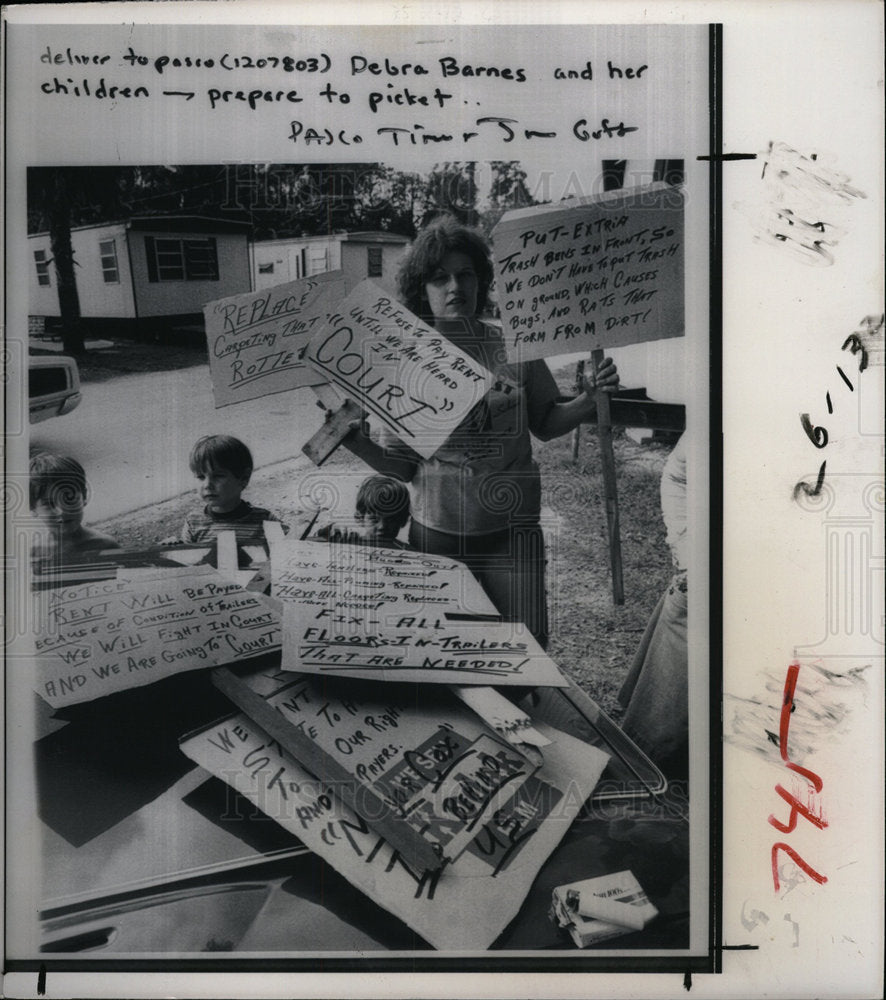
[777,662,823,792]
[771,843,828,891]
[770,663,828,893]
[768,783,827,833]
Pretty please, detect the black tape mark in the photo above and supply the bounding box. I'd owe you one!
[37,965,47,996]
[722,944,761,950]
[696,152,757,161]
[683,970,693,990]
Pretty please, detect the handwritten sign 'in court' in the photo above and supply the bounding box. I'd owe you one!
[204,271,344,407]
[272,540,568,688]
[180,706,609,950]
[33,570,281,708]
[492,182,684,362]
[304,279,493,459]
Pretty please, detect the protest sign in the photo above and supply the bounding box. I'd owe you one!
[212,666,538,868]
[33,568,281,708]
[304,279,493,459]
[180,703,609,950]
[492,182,684,362]
[272,540,568,687]
[204,271,345,407]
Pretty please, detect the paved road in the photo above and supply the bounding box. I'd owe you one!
[30,365,323,522]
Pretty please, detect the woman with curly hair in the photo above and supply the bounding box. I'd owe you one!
[343,214,618,647]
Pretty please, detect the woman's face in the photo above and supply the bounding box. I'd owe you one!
[424,251,479,324]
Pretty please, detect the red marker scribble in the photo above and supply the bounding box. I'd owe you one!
[768,782,828,833]
[778,662,823,792]
[770,662,828,892]
[771,843,828,892]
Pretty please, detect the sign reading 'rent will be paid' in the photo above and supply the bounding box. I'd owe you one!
[33,569,281,708]
[492,182,684,362]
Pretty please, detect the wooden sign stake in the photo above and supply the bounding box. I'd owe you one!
[592,348,624,605]
[301,392,365,467]
[571,359,586,463]
[212,666,443,873]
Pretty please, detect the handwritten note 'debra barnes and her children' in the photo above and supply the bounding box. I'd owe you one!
[493,182,684,362]
[272,540,569,688]
[33,568,281,709]
[304,280,494,459]
[204,271,345,408]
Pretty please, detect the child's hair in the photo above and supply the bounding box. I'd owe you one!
[355,475,410,534]
[189,435,253,480]
[29,450,88,510]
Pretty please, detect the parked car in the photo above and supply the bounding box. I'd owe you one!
[28,355,82,423]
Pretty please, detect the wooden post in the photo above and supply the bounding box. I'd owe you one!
[592,348,624,604]
[571,359,585,463]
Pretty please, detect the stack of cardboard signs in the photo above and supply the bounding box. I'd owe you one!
[179,540,611,949]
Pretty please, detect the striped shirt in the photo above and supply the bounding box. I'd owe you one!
[181,501,277,545]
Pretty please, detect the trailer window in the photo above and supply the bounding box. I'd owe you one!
[145,237,219,281]
[99,239,120,283]
[34,249,51,287]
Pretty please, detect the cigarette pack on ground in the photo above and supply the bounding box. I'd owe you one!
[551,869,658,948]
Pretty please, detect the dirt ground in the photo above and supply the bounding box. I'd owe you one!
[88,342,675,719]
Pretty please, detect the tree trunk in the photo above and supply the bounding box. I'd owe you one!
[47,171,86,355]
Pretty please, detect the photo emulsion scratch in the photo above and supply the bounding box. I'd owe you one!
[736,141,867,265]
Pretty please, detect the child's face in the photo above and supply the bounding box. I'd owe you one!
[196,466,247,514]
[354,510,398,542]
[32,493,85,535]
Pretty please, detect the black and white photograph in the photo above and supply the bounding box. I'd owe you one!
[2,4,882,999]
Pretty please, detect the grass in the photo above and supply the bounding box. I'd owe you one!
[538,425,673,717]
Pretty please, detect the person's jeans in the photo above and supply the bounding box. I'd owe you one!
[408,520,549,649]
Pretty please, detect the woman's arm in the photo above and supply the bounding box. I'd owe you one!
[340,421,420,482]
[532,356,620,441]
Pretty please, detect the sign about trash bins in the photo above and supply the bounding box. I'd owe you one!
[492,182,684,362]
[204,271,344,407]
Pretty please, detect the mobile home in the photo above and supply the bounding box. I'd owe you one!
[29,215,252,338]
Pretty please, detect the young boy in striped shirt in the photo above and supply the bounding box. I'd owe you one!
[179,435,279,545]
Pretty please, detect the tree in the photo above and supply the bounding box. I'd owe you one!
[421,162,479,227]
[28,168,109,355]
[482,161,536,236]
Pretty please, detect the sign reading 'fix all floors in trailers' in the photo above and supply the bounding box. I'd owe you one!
[304,279,494,459]
[272,540,568,687]
[492,182,685,363]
